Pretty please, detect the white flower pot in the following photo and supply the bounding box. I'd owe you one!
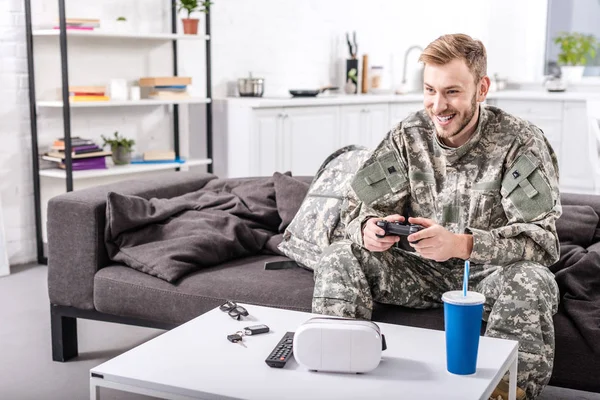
[561,66,585,83]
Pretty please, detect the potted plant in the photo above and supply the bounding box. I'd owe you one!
[178,0,212,35]
[102,131,135,165]
[553,31,598,82]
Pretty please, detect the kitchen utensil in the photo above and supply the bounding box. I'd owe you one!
[237,72,265,97]
[289,86,339,97]
[345,31,358,59]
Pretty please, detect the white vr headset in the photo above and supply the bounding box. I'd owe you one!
[293,317,387,373]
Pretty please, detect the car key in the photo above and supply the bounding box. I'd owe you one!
[227,333,247,348]
[244,324,270,336]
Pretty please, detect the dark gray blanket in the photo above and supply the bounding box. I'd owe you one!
[551,205,600,354]
[105,176,283,283]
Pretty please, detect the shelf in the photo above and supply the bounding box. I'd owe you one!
[39,158,212,179]
[32,29,210,41]
[37,98,211,108]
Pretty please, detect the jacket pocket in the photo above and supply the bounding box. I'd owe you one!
[468,180,502,230]
[409,171,437,219]
[351,151,407,206]
[501,152,553,221]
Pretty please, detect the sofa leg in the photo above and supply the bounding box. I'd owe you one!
[51,305,78,362]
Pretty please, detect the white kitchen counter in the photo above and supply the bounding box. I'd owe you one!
[219,90,600,108]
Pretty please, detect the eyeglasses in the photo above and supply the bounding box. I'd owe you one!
[219,300,249,320]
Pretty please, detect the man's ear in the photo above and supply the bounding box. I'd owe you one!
[477,76,491,102]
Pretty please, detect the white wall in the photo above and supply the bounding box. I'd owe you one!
[1,0,549,265]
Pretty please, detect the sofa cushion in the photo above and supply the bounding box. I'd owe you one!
[555,205,598,246]
[277,145,371,270]
[273,172,310,232]
[550,311,600,392]
[94,255,315,325]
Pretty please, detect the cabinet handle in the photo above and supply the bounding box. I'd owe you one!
[283,114,289,119]
[277,113,284,118]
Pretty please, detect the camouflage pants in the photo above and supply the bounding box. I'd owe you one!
[312,240,560,400]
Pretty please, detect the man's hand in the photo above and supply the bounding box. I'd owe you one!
[362,215,405,252]
[407,217,473,261]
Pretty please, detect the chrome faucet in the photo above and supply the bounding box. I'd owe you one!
[402,45,424,85]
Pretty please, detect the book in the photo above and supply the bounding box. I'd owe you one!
[43,155,108,170]
[69,92,106,97]
[154,85,188,90]
[131,157,186,164]
[70,95,110,102]
[51,144,99,151]
[138,77,192,87]
[68,86,105,94]
[148,91,190,100]
[46,150,111,159]
[58,157,107,171]
[54,137,96,147]
[53,26,94,31]
[52,146,103,155]
[143,150,176,161]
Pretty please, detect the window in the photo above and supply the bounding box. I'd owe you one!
[545,0,600,76]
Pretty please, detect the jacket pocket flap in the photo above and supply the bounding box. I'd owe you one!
[377,151,407,192]
[502,153,539,195]
[361,162,386,185]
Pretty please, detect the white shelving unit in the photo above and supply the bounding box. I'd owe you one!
[39,158,212,179]
[32,29,210,41]
[37,98,212,108]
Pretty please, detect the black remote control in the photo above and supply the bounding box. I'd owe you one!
[265,331,294,368]
[375,220,424,239]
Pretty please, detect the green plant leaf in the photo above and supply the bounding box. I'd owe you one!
[553,31,598,66]
[102,131,135,151]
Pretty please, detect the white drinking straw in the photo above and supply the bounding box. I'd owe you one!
[463,260,470,297]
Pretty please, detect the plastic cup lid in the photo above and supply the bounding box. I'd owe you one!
[442,291,485,305]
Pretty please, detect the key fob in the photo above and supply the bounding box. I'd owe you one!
[244,324,270,335]
[227,333,243,343]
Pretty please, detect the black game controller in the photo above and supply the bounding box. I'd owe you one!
[375,220,424,240]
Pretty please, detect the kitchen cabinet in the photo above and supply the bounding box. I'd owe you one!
[240,106,340,177]
[341,104,390,150]
[281,106,341,175]
[389,102,423,126]
[487,98,590,194]
[215,92,598,193]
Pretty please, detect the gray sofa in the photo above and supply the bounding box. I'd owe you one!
[48,172,600,394]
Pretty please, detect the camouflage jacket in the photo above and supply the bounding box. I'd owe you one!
[345,104,562,267]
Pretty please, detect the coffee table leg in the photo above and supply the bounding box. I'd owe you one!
[90,379,100,400]
[508,354,518,400]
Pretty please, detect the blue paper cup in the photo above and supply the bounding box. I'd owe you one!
[442,290,485,375]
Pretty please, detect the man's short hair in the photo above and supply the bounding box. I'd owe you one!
[418,33,487,83]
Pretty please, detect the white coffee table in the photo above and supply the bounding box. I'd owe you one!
[90,304,518,400]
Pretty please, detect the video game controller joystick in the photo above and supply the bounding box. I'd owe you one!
[375,220,424,241]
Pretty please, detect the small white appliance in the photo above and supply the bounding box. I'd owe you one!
[293,317,386,373]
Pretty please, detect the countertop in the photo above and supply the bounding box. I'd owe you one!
[218,90,600,108]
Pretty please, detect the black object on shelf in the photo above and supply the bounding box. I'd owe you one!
[23,0,214,264]
[345,59,359,94]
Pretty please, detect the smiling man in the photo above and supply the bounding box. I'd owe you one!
[312,34,561,400]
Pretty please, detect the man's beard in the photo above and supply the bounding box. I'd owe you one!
[433,93,478,140]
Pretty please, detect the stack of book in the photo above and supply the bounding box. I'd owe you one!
[42,137,111,171]
[139,77,192,100]
[69,86,109,102]
[53,18,100,31]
